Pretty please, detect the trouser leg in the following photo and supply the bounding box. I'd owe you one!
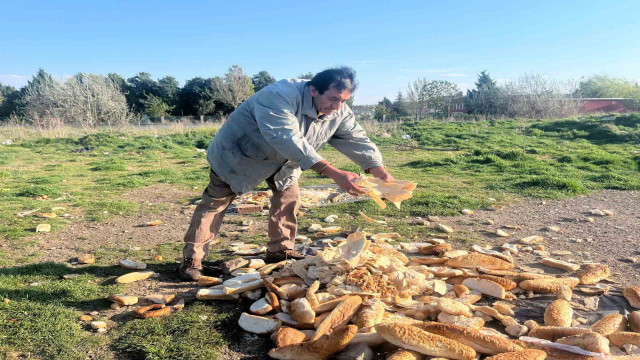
[265,176,300,253]
[182,169,235,262]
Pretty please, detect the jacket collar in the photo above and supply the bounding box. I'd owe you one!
[301,84,318,119]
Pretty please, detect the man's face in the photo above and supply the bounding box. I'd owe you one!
[309,84,352,116]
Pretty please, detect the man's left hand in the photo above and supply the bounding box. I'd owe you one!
[368,166,394,182]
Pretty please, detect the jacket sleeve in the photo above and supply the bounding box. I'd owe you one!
[328,110,384,170]
[252,89,325,170]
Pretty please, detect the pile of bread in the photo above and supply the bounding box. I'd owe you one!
[196,231,640,359]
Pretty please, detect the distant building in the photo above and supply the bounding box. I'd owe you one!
[579,98,629,113]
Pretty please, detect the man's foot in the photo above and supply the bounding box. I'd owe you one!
[264,249,307,263]
[178,258,203,281]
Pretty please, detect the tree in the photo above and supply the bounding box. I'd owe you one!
[392,91,409,118]
[211,65,254,110]
[406,79,460,119]
[500,73,580,118]
[297,72,315,80]
[141,93,173,119]
[107,73,127,93]
[374,97,393,121]
[21,71,128,127]
[465,70,500,116]
[179,77,217,120]
[251,71,276,92]
[157,76,180,114]
[0,83,20,120]
[126,72,159,113]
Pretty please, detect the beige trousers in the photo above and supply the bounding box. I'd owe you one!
[182,169,300,260]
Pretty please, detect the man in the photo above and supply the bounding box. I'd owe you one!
[179,66,393,281]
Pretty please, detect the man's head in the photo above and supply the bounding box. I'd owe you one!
[308,67,358,116]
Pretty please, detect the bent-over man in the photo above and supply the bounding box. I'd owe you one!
[179,66,393,281]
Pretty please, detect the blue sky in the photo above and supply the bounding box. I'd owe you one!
[1,0,639,104]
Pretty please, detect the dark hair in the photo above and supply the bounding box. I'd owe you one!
[308,66,358,95]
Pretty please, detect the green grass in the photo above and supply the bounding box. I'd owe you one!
[1,114,639,359]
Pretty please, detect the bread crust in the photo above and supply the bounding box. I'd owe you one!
[518,277,579,293]
[311,295,362,341]
[609,331,640,348]
[590,313,627,336]
[575,264,610,285]
[268,324,357,360]
[420,322,524,355]
[544,299,573,327]
[624,287,640,309]
[528,326,592,341]
[485,349,547,360]
[447,253,514,270]
[376,323,476,360]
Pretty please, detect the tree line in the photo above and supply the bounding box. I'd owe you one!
[0,66,315,127]
[373,72,640,121]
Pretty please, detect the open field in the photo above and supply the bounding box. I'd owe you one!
[1,114,640,359]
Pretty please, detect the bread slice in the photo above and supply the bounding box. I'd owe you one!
[268,324,357,360]
[484,349,547,360]
[541,258,580,272]
[238,312,281,335]
[544,299,573,327]
[590,313,627,336]
[446,253,514,270]
[250,298,273,316]
[462,278,506,299]
[376,323,476,360]
[518,277,579,294]
[290,298,315,324]
[420,322,524,355]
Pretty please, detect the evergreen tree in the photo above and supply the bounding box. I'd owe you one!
[157,76,180,114]
[465,70,500,116]
[0,83,20,119]
[392,91,409,117]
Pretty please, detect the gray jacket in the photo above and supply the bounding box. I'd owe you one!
[207,79,384,194]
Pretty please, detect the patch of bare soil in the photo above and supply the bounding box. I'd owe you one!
[441,189,640,287]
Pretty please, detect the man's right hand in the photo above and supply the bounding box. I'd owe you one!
[321,165,366,196]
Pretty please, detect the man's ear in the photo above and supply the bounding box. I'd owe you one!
[309,85,319,97]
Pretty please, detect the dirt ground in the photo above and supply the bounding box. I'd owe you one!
[13,185,640,359]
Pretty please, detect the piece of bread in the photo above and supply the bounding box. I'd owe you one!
[197,276,223,287]
[484,349,547,360]
[541,258,580,272]
[115,270,155,284]
[386,349,424,360]
[462,278,506,299]
[313,295,350,314]
[527,326,592,341]
[624,287,640,309]
[437,313,485,329]
[446,253,514,270]
[575,264,610,285]
[265,291,281,312]
[420,322,524,355]
[518,277,579,294]
[590,313,627,335]
[311,295,362,341]
[238,312,281,335]
[609,331,640,347]
[290,298,315,324]
[356,299,386,328]
[419,243,452,256]
[436,297,473,317]
[250,298,274,315]
[375,323,476,360]
[629,311,640,332]
[557,332,610,355]
[271,327,309,348]
[306,280,320,309]
[275,312,315,330]
[544,299,573,327]
[268,324,357,360]
[476,275,517,290]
